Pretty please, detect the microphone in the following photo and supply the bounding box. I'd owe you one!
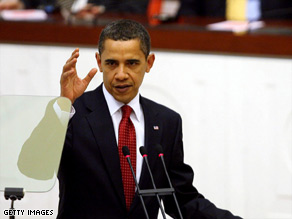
[122,146,130,158]
[122,146,149,219]
[156,144,183,219]
[139,146,167,219]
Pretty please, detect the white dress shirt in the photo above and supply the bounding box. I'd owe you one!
[102,84,144,183]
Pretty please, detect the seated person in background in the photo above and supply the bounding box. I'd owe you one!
[0,0,24,9]
[73,0,148,19]
[0,0,149,15]
[178,0,292,20]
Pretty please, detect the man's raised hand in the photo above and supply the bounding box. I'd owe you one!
[60,48,97,103]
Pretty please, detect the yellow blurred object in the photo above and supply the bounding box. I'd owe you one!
[226,0,247,21]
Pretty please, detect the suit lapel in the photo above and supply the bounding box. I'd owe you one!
[141,98,162,188]
[129,96,162,213]
[85,85,126,209]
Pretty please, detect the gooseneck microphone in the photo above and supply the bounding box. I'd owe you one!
[156,144,183,219]
[139,146,167,219]
[122,146,149,219]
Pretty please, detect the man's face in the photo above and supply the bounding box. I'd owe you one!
[96,39,155,104]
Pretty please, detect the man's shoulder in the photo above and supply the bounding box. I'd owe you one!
[140,96,181,119]
[73,86,104,112]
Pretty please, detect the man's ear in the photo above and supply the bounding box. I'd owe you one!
[146,53,155,73]
[95,52,103,72]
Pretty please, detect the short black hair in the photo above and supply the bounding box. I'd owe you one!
[98,19,151,58]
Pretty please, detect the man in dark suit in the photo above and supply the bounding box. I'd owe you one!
[55,19,242,218]
[178,0,292,19]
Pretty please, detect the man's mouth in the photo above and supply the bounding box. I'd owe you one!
[114,84,131,93]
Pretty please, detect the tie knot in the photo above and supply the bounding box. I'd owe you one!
[121,105,132,119]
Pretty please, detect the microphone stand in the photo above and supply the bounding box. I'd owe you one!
[122,147,149,219]
[140,147,167,219]
[158,153,183,219]
[123,145,184,219]
[156,144,183,219]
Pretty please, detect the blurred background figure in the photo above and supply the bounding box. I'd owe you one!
[0,0,149,16]
[0,0,24,10]
[71,0,148,20]
[178,0,292,20]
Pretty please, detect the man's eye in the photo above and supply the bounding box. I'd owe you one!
[128,61,138,66]
[106,61,116,66]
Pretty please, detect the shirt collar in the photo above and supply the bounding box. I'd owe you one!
[102,84,142,122]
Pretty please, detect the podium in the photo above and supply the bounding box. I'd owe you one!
[0,96,71,218]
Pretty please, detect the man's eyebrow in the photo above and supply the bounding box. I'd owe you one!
[127,59,140,62]
[105,59,117,62]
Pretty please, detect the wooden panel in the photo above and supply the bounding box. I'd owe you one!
[1,14,292,57]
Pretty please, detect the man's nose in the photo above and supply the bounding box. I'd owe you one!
[115,65,128,80]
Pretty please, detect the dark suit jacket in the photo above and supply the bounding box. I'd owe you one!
[178,0,292,19]
[57,84,241,219]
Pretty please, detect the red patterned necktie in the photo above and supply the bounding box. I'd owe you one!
[118,105,136,210]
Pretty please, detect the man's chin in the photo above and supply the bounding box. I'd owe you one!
[113,94,133,104]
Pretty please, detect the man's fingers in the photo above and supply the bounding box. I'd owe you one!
[62,69,75,79]
[71,48,79,55]
[60,69,75,84]
[83,68,98,85]
[66,52,79,64]
[66,49,79,64]
[63,58,77,73]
